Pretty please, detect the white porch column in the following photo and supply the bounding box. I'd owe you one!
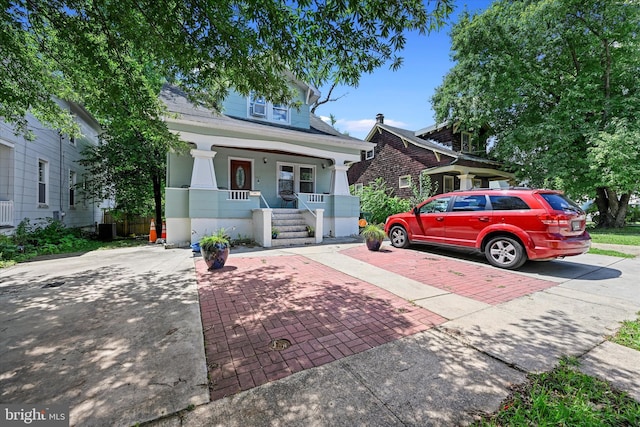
[330,164,351,196]
[457,173,476,190]
[190,149,218,189]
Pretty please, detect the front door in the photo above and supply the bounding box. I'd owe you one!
[230,160,252,190]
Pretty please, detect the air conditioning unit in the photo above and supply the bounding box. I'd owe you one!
[251,103,266,117]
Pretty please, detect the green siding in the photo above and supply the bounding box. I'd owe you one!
[165,188,189,218]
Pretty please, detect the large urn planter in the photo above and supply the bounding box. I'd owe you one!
[200,229,231,270]
[360,224,386,252]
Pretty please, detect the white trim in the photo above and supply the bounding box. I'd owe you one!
[165,117,374,153]
[228,157,254,190]
[399,175,411,189]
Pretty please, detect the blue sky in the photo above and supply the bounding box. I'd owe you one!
[315,0,493,139]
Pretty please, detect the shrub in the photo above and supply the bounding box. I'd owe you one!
[352,178,411,224]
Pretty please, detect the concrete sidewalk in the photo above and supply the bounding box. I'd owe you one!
[153,243,639,427]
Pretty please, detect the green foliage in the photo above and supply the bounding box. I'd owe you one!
[611,313,640,352]
[475,358,640,426]
[353,178,411,225]
[200,228,231,251]
[408,171,437,207]
[3,0,452,138]
[432,0,640,227]
[626,206,640,224]
[360,223,386,241]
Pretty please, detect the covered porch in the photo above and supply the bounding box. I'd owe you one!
[164,127,364,248]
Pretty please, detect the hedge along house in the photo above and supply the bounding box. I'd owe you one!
[161,83,373,247]
[348,114,515,198]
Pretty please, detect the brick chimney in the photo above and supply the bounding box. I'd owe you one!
[375,113,384,124]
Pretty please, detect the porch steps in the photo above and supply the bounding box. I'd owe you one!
[271,209,316,247]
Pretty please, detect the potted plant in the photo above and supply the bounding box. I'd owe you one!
[360,223,386,251]
[199,228,230,270]
[306,225,315,237]
[271,227,279,239]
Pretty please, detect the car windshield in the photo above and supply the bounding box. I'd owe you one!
[540,193,583,213]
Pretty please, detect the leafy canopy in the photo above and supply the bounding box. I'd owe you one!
[2,0,453,135]
[431,0,640,202]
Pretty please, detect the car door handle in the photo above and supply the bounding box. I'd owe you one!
[436,216,445,221]
[478,216,490,222]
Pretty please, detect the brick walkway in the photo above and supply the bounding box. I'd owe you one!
[196,255,446,401]
[340,245,558,305]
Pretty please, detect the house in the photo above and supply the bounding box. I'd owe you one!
[0,101,106,235]
[348,115,515,198]
[161,81,374,248]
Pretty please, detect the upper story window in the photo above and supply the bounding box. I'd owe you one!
[248,93,290,124]
[461,132,474,153]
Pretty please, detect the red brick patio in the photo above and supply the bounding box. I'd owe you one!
[196,245,559,401]
[340,245,558,305]
[196,254,446,401]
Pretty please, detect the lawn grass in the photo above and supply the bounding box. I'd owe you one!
[610,313,640,352]
[587,225,640,246]
[474,358,640,426]
[588,248,636,258]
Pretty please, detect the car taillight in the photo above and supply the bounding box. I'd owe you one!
[539,213,571,226]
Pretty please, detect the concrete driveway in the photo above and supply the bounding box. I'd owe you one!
[0,246,209,426]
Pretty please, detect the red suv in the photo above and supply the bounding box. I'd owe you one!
[384,188,591,269]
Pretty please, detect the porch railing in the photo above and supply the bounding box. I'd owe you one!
[299,193,325,203]
[0,200,14,226]
[226,190,250,201]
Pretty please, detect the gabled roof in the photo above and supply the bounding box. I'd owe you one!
[366,122,502,167]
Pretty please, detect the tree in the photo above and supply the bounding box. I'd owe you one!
[3,0,453,235]
[431,0,640,227]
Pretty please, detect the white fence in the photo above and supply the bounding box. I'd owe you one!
[226,190,250,201]
[301,193,325,203]
[0,200,13,226]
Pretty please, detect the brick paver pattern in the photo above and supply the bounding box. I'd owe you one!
[341,245,558,305]
[196,255,447,401]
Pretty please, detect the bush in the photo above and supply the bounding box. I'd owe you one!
[626,205,640,224]
[352,178,411,225]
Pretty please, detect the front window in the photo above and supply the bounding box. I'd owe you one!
[399,175,411,189]
[69,170,77,207]
[248,93,290,124]
[365,149,374,160]
[38,160,48,205]
[277,163,316,195]
[443,175,454,192]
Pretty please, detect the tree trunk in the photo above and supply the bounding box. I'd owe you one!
[594,186,630,228]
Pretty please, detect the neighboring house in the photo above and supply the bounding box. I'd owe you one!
[161,81,374,248]
[0,101,106,235]
[348,115,515,198]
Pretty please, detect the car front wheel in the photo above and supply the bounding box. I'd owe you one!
[389,225,410,248]
[485,236,526,269]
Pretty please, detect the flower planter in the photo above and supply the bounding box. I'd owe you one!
[366,238,383,251]
[201,243,230,270]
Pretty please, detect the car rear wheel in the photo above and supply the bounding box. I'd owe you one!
[389,225,410,248]
[485,236,526,269]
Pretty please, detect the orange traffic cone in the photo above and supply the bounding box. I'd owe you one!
[161,221,167,240]
[149,218,157,243]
